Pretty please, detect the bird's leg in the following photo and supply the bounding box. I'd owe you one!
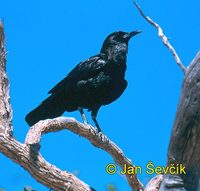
[91,108,101,132]
[78,107,88,125]
[92,117,101,133]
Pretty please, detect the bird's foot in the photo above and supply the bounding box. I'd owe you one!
[96,126,102,133]
[96,131,104,141]
[86,124,94,134]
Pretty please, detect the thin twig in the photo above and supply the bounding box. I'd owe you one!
[133,1,186,73]
[25,117,144,191]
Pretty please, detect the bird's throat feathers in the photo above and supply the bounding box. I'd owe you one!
[101,43,128,62]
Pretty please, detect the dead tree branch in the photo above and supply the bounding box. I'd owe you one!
[133,1,186,73]
[0,134,95,191]
[0,22,12,136]
[25,117,144,191]
[159,52,200,191]
[145,175,163,191]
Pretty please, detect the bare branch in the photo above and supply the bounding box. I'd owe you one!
[0,21,13,136]
[0,133,95,191]
[133,1,186,73]
[25,117,144,191]
[159,51,200,191]
[145,175,163,191]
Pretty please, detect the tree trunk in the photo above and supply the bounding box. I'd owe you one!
[159,52,200,191]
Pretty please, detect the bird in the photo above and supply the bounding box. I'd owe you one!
[25,30,141,132]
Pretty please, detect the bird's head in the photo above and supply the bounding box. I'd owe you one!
[100,30,141,53]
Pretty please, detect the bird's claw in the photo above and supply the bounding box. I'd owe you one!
[96,131,104,141]
[87,124,93,134]
[83,120,88,125]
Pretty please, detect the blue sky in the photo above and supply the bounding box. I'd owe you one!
[0,0,199,190]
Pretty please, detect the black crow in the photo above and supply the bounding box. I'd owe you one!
[25,30,141,132]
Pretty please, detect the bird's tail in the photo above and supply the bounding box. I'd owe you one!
[25,94,66,126]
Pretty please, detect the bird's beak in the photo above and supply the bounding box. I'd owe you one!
[124,30,142,40]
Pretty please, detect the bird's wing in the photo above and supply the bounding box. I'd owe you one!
[48,54,107,94]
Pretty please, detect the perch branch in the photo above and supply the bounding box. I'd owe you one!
[25,118,144,191]
[133,1,186,73]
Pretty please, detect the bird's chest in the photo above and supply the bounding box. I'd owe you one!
[106,45,127,78]
[105,58,127,80]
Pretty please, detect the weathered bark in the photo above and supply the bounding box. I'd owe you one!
[145,175,163,191]
[159,52,200,191]
[0,134,95,191]
[0,22,12,136]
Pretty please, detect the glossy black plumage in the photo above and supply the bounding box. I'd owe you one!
[25,30,141,132]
